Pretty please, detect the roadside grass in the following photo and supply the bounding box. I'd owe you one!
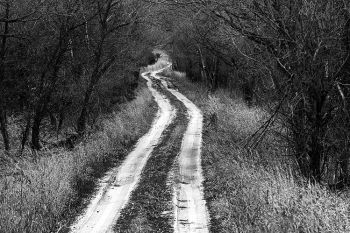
[167,69,350,233]
[0,81,157,233]
[145,60,170,73]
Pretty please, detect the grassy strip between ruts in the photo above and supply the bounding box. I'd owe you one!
[0,79,157,233]
[114,77,188,233]
[164,69,350,233]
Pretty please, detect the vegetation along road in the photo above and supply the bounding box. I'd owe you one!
[3,1,350,232]
[69,61,210,233]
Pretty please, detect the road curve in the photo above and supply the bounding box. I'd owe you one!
[152,71,210,233]
[70,72,176,233]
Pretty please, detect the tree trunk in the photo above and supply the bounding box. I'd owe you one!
[309,132,322,183]
[57,109,65,135]
[49,111,57,128]
[213,57,220,90]
[77,82,94,136]
[197,45,208,84]
[31,107,44,150]
[0,3,10,151]
[0,107,10,151]
[31,94,50,150]
[337,17,350,187]
[20,113,31,154]
[339,147,349,186]
[309,87,327,183]
[292,98,309,177]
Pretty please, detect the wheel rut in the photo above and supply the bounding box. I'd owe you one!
[114,76,188,232]
[69,66,210,233]
[69,72,176,233]
[153,71,210,233]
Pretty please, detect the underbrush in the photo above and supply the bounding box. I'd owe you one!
[0,82,156,233]
[169,70,350,233]
[0,72,140,153]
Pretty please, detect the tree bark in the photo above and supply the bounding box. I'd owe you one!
[197,45,208,84]
[20,113,31,154]
[31,84,55,150]
[57,108,65,135]
[0,107,10,151]
[77,78,96,136]
[0,2,10,151]
[338,16,350,186]
[31,104,45,150]
[309,131,322,182]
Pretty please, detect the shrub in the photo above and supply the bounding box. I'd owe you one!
[0,85,156,233]
[172,71,350,233]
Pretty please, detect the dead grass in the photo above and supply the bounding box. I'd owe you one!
[0,83,156,233]
[145,60,170,73]
[169,70,350,233]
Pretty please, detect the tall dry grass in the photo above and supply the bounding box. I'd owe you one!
[145,60,170,73]
[0,85,156,233]
[169,70,350,233]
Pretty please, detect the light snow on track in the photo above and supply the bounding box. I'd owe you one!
[152,71,210,233]
[70,71,176,233]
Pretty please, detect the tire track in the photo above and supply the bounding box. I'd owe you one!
[69,72,176,233]
[153,71,210,233]
[114,77,188,232]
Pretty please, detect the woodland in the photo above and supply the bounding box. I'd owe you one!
[1,0,350,232]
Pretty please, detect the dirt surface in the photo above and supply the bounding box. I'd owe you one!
[114,78,188,232]
[69,72,176,233]
[68,64,210,233]
[153,72,210,233]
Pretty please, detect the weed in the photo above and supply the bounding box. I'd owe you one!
[0,83,156,233]
[171,71,350,233]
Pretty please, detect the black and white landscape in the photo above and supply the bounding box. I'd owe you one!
[1,1,350,232]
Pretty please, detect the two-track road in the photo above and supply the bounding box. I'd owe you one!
[154,72,210,233]
[69,67,210,233]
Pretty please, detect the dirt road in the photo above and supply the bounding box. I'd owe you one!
[69,65,209,233]
[70,72,176,233]
[153,72,210,233]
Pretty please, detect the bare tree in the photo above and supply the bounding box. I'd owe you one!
[76,0,141,136]
[158,0,350,185]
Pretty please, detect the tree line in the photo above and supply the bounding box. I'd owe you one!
[0,0,155,152]
[151,0,350,187]
[2,0,350,188]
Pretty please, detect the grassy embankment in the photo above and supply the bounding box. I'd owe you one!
[0,79,157,233]
[162,69,350,233]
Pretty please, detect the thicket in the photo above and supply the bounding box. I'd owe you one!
[169,71,350,232]
[0,0,158,154]
[0,1,160,231]
[157,49,350,231]
[153,0,350,188]
[0,85,156,232]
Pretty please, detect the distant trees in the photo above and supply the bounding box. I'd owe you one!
[3,0,349,187]
[0,0,152,152]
